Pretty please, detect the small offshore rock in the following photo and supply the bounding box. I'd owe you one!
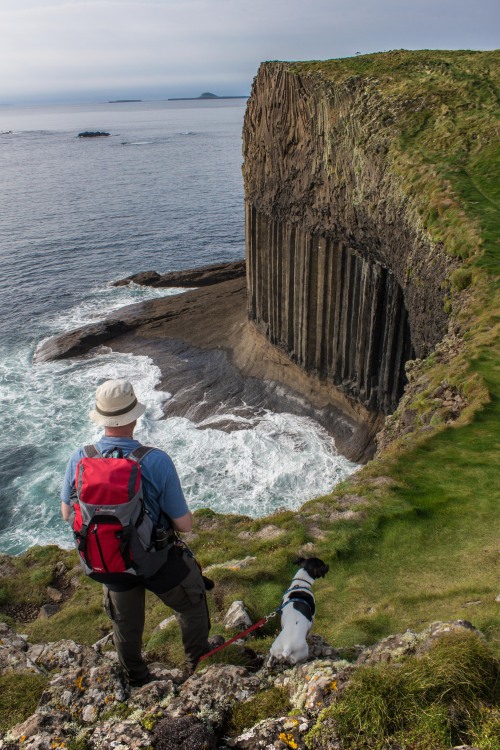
[78,131,110,137]
[224,601,253,630]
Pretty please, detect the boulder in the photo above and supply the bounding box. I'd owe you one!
[224,601,253,630]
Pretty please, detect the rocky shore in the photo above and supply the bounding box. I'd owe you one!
[34,262,381,463]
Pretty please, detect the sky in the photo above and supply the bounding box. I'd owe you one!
[0,0,498,104]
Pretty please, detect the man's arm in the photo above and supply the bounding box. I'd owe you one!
[171,511,193,533]
[61,501,71,522]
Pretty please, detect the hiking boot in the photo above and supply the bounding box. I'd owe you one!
[127,670,152,688]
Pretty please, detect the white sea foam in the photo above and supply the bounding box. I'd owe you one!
[0,281,358,555]
[0,343,358,553]
[44,282,188,333]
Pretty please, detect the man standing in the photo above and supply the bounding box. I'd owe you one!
[61,378,210,685]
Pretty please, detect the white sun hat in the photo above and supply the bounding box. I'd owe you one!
[89,379,146,427]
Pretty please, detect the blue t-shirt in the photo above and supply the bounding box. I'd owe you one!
[61,436,189,524]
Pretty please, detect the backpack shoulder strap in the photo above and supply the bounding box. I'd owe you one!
[83,444,102,458]
[128,446,156,463]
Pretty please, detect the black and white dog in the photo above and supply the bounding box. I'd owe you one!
[268,556,329,666]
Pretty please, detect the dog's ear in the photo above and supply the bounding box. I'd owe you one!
[316,563,329,579]
[293,556,306,567]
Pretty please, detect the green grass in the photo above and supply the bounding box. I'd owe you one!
[226,687,292,736]
[0,673,48,732]
[306,630,499,749]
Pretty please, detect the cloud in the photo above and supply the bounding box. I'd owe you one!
[0,0,498,102]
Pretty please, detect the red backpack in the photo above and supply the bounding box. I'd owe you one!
[71,445,173,582]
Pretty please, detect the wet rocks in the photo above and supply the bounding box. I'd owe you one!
[113,260,246,288]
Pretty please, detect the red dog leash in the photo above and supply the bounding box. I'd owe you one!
[198,609,280,662]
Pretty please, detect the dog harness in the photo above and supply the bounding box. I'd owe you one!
[281,577,316,622]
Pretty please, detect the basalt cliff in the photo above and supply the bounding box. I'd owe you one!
[243,59,458,416]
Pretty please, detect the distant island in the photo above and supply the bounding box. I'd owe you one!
[78,131,110,138]
[168,91,248,101]
[108,99,142,103]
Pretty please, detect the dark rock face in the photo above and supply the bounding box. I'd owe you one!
[246,212,414,412]
[243,64,454,414]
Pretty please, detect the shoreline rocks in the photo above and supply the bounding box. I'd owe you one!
[112,260,246,288]
[33,263,381,463]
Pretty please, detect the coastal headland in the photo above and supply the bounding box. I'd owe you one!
[3,50,499,748]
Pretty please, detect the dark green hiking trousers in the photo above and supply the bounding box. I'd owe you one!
[103,552,210,681]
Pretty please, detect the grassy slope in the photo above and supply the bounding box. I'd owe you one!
[1,52,499,667]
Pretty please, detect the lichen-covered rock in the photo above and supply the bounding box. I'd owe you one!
[0,626,35,674]
[307,635,341,660]
[128,675,178,710]
[357,620,480,665]
[0,619,492,750]
[4,710,71,748]
[89,718,151,750]
[37,663,126,722]
[226,715,310,749]
[166,665,260,727]
[273,660,343,713]
[27,639,101,672]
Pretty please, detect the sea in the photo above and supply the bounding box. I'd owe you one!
[0,99,357,555]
